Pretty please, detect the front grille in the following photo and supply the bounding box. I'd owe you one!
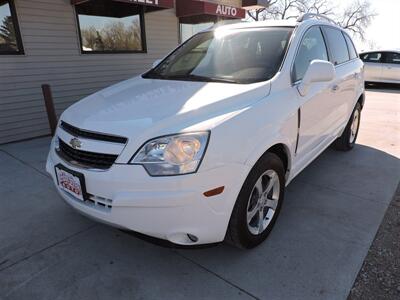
[60,121,127,144]
[58,139,118,169]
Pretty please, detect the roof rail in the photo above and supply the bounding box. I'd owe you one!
[212,19,247,29]
[297,13,337,25]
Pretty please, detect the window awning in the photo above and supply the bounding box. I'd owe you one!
[71,0,174,13]
[176,0,246,23]
[241,0,270,9]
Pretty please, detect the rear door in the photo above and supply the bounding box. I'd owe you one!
[381,52,400,83]
[360,52,384,82]
[321,26,355,135]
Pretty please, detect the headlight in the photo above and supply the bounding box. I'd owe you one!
[130,132,210,176]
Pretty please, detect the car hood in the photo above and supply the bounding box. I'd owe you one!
[61,76,271,141]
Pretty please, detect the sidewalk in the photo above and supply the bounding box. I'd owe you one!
[0,89,399,300]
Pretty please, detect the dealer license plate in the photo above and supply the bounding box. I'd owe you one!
[55,165,85,201]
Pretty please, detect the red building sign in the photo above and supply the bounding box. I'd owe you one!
[176,0,246,19]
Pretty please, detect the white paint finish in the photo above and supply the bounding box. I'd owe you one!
[364,62,383,82]
[361,50,400,84]
[380,63,400,83]
[46,19,365,245]
[60,78,272,164]
[46,147,251,244]
[297,60,335,96]
[0,0,179,144]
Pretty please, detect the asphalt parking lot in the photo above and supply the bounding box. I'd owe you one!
[0,88,399,300]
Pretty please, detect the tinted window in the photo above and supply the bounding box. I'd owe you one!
[324,27,350,65]
[145,27,294,84]
[0,0,23,54]
[344,33,358,59]
[293,26,328,82]
[385,52,400,64]
[76,2,145,53]
[360,52,382,63]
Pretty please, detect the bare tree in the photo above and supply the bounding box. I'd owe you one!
[0,16,17,50]
[337,0,376,41]
[268,0,301,19]
[81,26,98,50]
[81,20,142,51]
[247,0,277,21]
[246,0,376,40]
[247,0,307,21]
[296,0,335,16]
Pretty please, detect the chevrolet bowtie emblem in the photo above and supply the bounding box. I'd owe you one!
[69,138,82,149]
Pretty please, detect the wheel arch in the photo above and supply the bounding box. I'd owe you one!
[358,92,365,109]
[267,143,291,179]
[246,141,293,182]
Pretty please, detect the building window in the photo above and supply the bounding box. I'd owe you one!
[75,1,146,54]
[180,22,214,42]
[0,0,24,54]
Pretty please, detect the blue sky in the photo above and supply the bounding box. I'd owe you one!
[78,14,139,29]
[0,2,11,22]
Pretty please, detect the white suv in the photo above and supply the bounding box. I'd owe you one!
[46,14,365,249]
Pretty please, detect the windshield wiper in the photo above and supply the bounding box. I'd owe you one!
[142,72,167,79]
[166,74,238,84]
[143,72,239,84]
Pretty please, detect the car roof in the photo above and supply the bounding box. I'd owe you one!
[211,18,343,32]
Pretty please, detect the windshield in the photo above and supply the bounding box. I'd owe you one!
[143,27,294,84]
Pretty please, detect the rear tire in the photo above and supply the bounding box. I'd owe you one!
[226,153,285,249]
[332,102,361,151]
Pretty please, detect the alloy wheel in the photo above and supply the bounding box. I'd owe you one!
[246,170,280,235]
[350,109,360,144]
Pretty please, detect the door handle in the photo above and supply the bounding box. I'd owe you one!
[332,84,340,92]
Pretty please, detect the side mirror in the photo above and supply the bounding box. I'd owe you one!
[152,59,162,69]
[297,60,335,96]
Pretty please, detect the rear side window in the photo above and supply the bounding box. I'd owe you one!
[343,33,358,60]
[293,26,328,82]
[323,27,350,65]
[385,52,400,64]
[360,52,382,63]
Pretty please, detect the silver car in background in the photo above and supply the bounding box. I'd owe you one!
[360,50,400,84]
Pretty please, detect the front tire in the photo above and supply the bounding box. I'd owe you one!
[226,153,285,249]
[333,102,362,151]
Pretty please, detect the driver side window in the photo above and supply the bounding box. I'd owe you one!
[293,27,328,82]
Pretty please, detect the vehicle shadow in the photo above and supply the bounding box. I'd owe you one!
[154,144,399,294]
[115,143,400,299]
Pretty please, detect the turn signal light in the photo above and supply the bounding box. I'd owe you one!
[203,186,225,197]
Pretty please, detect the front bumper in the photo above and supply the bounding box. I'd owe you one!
[46,146,250,245]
